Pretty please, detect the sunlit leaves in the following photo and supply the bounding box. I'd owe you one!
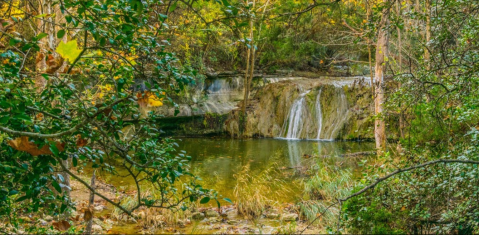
[56,40,82,62]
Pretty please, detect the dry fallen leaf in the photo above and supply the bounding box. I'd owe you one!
[52,220,71,231]
[76,135,88,148]
[8,136,64,156]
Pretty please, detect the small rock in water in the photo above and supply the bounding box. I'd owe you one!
[282,213,298,221]
[204,210,220,218]
[227,220,238,225]
[94,205,105,211]
[265,213,280,219]
[191,212,205,221]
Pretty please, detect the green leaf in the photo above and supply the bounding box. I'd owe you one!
[57,30,66,39]
[169,2,177,12]
[9,190,18,196]
[56,40,82,62]
[51,180,62,193]
[72,157,78,167]
[35,33,48,41]
[200,196,210,204]
[223,198,233,204]
[49,143,60,156]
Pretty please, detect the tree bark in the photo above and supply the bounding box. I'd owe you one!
[396,0,405,139]
[85,170,96,235]
[424,0,431,67]
[374,0,390,153]
[240,0,255,135]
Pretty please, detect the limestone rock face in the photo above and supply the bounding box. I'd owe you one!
[225,77,375,140]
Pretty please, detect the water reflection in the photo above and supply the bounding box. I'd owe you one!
[177,138,374,199]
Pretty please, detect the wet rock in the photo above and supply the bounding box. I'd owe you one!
[227,220,238,225]
[204,210,220,218]
[282,213,298,221]
[191,212,205,221]
[44,215,54,222]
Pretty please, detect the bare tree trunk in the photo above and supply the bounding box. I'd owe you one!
[85,170,96,235]
[240,0,255,135]
[366,0,374,97]
[396,0,405,139]
[36,0,71,217]
[424,0,431,67]
[374,0,390,153]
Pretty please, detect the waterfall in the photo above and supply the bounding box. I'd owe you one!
[279,87,349,140]
[281,91,310,139]
[315,89,323,140]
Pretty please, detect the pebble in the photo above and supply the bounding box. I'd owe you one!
[265,213,280,219]
[94,205,105,211]
[38,219,47,226]
[92,224,103,233]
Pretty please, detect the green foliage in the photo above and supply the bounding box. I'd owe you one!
[0,0,216,225]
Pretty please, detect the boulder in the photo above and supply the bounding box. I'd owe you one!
[282,213,298,221]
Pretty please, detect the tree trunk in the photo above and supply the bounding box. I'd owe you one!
[85,170,96,235]
[396,0,405,139]
[36,0,71,217]
[424,0,431,66]
[374,0,390,153]
[240,0,255,135]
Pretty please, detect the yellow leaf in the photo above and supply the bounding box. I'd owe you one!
[56,40,82,62]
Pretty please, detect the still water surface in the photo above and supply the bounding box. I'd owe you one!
[179,138,374,200]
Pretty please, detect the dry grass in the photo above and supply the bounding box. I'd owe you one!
[233,161,293,217]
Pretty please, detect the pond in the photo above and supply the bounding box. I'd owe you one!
[93,138,374,234]
[181,138,374,201]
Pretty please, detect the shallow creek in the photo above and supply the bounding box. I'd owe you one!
[93,138,374,234]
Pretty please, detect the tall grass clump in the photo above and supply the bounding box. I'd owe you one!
[233,161,293,217]
[299,159,353,230]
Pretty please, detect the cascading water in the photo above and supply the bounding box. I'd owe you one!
[315,89,323,140]
[281,91,311,139]
[279,87,349,140]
